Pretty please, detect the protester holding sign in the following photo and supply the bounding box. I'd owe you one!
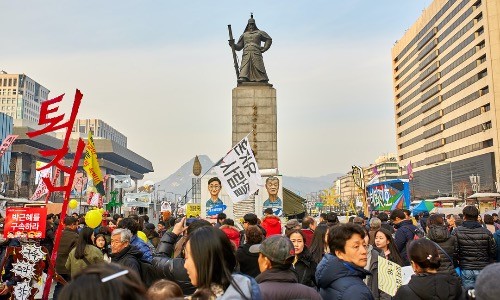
[393,239,465,300]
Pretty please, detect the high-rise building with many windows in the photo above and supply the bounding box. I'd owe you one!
[0,71,50,124]
[392,0,499,198]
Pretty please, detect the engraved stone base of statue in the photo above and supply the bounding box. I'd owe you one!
[232,82,277,170]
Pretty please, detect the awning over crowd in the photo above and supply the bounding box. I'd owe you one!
[283,187,305,218]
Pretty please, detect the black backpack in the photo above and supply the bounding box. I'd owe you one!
[139,259,160,287]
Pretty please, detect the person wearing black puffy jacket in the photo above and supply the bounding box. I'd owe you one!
[394,239,465,300]
[452,206,497,290]
[426,214,458,278]
[152,218,212,295]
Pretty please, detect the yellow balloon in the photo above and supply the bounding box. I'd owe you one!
[69,199,78,210]
[85,210,102,228]
[137,231,148,243]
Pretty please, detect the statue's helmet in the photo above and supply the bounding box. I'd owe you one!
[244,14,259,32]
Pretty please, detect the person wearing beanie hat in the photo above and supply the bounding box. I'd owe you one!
[250,235,322,300]
[475,263,500,300]
[284,219,301,236]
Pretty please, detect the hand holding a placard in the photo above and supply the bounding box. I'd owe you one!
[172,217,187,235]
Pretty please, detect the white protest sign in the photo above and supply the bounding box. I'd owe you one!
[214,136,262,203]
[13,280,32,300]
[20,244,46,264]
[12,260,36,279]
[378,256,403,296]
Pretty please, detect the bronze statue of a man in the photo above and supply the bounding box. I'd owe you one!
[231,15,272,83]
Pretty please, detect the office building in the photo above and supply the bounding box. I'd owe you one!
[392,0,499,198]
[72,119,127,147]
[0,71,50,123]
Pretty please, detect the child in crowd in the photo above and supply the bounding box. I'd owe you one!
[146,280,183,300]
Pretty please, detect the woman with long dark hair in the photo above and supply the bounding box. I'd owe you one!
[286,229,316,288]
[374,228,404,266]
[309,224,328,264]
[394,239,465,299]
[183,226,260,299]
[66,227,105,278]
[94,233,111,262]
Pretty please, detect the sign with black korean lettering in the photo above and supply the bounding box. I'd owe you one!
[215,137,262,203]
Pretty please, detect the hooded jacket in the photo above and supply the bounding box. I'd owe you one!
[256,268,321,300]
[261,215,282,237]
[236,243,260,278]
[110,245,142,275]
[426,224,458,277]
[452,221,497,270]
[316,253,374,300]
[393,273,465,300]
[220,225,241,248]
[218,274,261,300]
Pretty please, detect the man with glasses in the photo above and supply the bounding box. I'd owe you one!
[205,177,224,216]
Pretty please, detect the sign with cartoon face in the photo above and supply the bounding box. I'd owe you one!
[256,175,283,216]
[201,176,233,219]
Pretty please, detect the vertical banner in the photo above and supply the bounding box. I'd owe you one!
[257,175,283,216]
[214,136,262,203]
[407,161,413,181]
[83,131,105,195]
[0,134,18,158]
[4,207,47,238]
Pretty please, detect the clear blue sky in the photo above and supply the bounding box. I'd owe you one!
[1,0,432,182]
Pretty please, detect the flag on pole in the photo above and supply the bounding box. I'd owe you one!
[83,131,105,195]
[214,136,262,203]
[372,165,380,175]
[407,161,414,181]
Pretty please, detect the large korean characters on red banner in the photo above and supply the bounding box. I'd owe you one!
[4,207,47,239]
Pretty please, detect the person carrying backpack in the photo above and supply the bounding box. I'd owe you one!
[390,209,419,266]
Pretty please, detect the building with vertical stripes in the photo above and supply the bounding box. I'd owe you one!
[392,0,500,198]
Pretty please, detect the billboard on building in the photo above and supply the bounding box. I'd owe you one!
[367,179,410,211]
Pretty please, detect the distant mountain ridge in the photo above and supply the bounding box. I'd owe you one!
[155,155,342,198]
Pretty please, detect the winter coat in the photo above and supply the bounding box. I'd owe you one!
[130,235,153,262]
[301,228,314,248]
[256,268,322,300]
[293,249,316,288]
[426,224,458,277]
[494,230,500,262]
[365,246,391,300]
[394,219,418,266]
[55,228,79,275]
[153,231,195,295]
[218,274,261,300]
[109,245,142,275]
[261,215,282,237]
[393,273,465,300]
[236,243,260,278]
[452,221,497,270]
[381,222,395,234]
[65,244,105,278]
[220,225,241,248]
[40,223,55,255]
[316,253,374,300]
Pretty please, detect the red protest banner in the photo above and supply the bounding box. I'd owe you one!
[4,207,47,239]
[0,134,18,158]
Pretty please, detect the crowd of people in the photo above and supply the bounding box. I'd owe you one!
[1,205,499,299]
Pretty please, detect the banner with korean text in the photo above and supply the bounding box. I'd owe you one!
[214,136,262,203]
[83,131,105,195]
[4,207,47,239]
[0,134,18,158]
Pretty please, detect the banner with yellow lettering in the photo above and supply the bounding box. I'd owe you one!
[83,131,105,195]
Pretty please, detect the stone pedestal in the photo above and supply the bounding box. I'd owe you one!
[232,83,277,170]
